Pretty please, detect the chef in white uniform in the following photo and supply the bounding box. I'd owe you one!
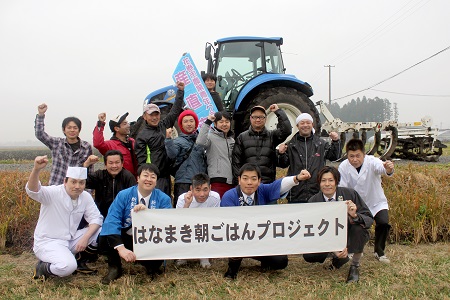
[26,156,103,279]
[338,139,394,263]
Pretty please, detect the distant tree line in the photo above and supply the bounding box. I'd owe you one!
[324,96,397,122]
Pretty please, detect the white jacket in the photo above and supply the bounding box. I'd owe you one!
[26,182,103,251]
[338,155,392,216]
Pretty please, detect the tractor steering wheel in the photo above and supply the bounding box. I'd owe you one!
[231,68,245,82]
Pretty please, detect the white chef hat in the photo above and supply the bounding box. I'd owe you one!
[66,167,87,180]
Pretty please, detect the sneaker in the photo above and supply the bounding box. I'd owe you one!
[199,258,211,269]
[374,252,390,264]
[176,259,187,266]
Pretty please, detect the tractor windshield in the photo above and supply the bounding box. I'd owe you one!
[215,41,284,108]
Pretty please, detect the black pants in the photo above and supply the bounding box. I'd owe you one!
[99,230,163,274]
[374,209,390,256]
[227,255,288,273]
[156,176,172,199]
[173,183,191,207]
[303,222,369,262]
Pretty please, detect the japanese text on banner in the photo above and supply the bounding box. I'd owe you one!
[132,202,348,260]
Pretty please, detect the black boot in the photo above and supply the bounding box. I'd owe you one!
[329,256,350,270]
[84,244,99,263]
[101,265,123,285]
[224,258,242,280]
[33,261,53,280]
[75,251,98,275]
[346,265,359,283]
[142,260,164,280]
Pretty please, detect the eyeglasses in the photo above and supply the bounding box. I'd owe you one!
[251,115,266,120]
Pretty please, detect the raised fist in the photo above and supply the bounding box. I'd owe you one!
[37,103,48,116]
[98,113,106,122]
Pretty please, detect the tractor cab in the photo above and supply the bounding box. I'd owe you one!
[205,37,285,109]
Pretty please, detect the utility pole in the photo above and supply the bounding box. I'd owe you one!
[324,65,335,105]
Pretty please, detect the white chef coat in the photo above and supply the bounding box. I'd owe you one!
[338,155,392,216]
[26,182,103,251]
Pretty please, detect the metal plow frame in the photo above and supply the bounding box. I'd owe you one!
[317,101,445,162]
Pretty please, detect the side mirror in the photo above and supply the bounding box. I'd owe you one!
[205,44,211,60]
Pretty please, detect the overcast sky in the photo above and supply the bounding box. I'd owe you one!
[1,0,449,145]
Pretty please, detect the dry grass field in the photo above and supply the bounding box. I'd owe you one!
[0,147,449,299]
[0,242,449,300]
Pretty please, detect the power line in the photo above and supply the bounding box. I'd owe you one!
[332,45,450,101]
[369,88,450,97]
[330,0,432,65]
[309,0,432,84]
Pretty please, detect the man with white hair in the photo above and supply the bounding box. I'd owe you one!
[278,113,341,203]
[26,156,103,280]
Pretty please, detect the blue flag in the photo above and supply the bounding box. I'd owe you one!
[172,53,217,127]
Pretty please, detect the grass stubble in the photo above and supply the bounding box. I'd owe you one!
[0,153,449,299]
[0,243,449,300]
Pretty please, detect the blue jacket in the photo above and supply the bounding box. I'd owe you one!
[221,179,282,207]
[100,185,172,240]
[165,131,207,184]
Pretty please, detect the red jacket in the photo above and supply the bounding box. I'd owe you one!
[93,123,137,176]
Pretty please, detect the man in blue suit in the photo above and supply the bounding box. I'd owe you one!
[99,163,172,284]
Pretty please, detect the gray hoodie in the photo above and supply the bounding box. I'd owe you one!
[196,120,235,185]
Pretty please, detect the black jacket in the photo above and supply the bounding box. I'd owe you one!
[86,168,136,218]
[308,186,373,229]
[210,91,225,112]
[135,89,184,177]
[308,186,373,253]
[232,109,291,184]
[278,133,341,203]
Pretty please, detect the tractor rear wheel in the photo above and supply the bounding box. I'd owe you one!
[238,87,320,142]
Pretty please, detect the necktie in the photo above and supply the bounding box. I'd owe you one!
[140,198,146,207]
[246,196,253,206]
[328,198,334,202]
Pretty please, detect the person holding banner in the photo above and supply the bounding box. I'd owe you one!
[202,73,225,112]
[175,173,220,268]
[232,104,291,185]
[221,163,311,279]
[165,109,207,207]
[135,81,185,198]
[305,166,373,283]
[98,163,172,284]
[196,111,235,197]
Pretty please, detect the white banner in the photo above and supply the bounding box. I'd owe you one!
[132,202,348,260]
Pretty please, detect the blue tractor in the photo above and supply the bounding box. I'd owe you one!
[131,36,320,139]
